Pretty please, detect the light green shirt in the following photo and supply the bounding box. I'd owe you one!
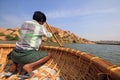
[16,20,52,50]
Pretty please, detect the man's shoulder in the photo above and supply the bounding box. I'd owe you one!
[21,21,35,29]
[22,20,36,26]
[24,20,40,25]
[22,20,42,29]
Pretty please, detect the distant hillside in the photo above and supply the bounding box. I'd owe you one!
[94,40,120,45]
[0,25,95,44]
[0,28,19,41]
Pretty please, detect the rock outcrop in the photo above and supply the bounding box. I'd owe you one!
[0,25,95,44]
[0,28,19,41]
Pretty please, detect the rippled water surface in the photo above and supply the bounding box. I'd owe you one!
[64,43,120,66]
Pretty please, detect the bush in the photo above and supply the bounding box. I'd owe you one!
[0,32,5,36]
[6,35,19,41]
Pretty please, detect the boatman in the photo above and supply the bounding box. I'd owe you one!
[6,11,53,79]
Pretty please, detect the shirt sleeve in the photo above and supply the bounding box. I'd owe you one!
[40,26,52,38]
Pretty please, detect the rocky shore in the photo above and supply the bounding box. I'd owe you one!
[0,25,95,44]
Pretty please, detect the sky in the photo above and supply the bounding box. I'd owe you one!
[0,0,120,41]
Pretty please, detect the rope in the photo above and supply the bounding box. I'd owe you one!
[93,57,116,80]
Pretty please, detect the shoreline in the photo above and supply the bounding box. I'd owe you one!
[0,41,16,44]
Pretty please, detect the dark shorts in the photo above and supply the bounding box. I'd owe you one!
[8,48,48,65]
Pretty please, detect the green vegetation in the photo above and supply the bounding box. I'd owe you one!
[6,35,19,41]
[0,32,5,36]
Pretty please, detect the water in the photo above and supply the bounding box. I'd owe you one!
[64,43,120,66]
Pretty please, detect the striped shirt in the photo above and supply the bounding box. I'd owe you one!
[16,20,52,50]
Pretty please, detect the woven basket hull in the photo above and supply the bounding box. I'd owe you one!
[0,44,120,80]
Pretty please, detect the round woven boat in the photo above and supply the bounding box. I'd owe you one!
[0,44,120,80]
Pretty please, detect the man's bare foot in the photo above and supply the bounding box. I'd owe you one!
[23,64,33,73]
[19,64,34,79]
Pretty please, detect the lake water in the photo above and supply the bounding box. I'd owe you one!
[64,43,120,66]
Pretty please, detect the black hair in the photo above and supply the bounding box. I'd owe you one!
[33,11,46,23]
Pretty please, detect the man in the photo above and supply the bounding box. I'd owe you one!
[7,11,52,78]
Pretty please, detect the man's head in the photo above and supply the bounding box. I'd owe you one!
[33,11,46,25]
